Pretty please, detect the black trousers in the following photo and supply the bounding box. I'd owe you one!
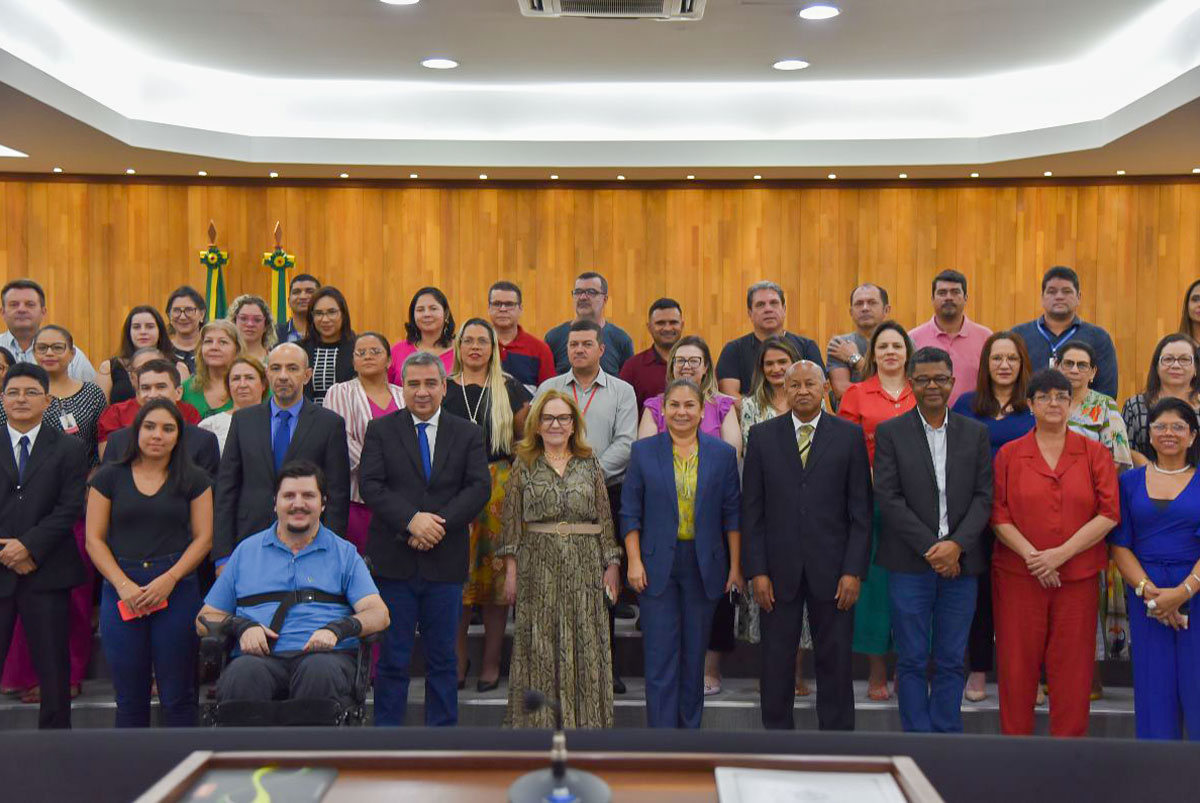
[967,566,994,673]
[760,572,854,731]
[0,584,71,729]
[218,651,356,705]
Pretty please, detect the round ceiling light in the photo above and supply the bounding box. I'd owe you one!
[421,58,458,70]
[773,59,810,71]
[125,168,136,175]
[52,167,63,173]
[799,5,840,20]
[380,0,420,5]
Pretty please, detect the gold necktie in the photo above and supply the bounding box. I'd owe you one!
[797,424,814,467]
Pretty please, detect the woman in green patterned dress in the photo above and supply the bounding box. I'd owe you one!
[498,390,623,728]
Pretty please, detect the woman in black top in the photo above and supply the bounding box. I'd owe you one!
[301,286,356,406]
[85,399,212,727]
[97,306,189,403]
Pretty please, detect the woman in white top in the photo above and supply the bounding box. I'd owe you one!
[198,356,267,454]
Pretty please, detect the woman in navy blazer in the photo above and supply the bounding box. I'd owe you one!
[620,378,743,728]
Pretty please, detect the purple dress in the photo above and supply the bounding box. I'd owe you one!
[643,394,736,439]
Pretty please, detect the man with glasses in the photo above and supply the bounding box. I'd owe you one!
[165,286,207,374]
[1012,266,1118,398]
[544,272,635,376]
[486,280,554,391]
[0,279,95,382]
[910,270,992,406]
[873,346,993,733]
[619,297,683,414]
[276,274,321,344]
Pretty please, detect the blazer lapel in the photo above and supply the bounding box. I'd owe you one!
[694,435,717,522]
[19,426,56,486]
[429,415,453,482]
[774,415,805,476]
[909,411,938,485]
[397,411,426,481]
[656,433,680,528]
[802,416,831,473]
[283,401,319,466]
[0,431,18,486]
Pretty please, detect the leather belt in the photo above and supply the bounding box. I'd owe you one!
[526,522,604,537]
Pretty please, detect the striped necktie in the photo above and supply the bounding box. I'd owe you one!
[797,424,814,467]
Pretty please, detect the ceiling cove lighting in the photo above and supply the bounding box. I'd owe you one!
[421,58,458,70]
[52,166,63,173]
[380,0,420,5]
[772,59,810,71]
[799,5,840,20]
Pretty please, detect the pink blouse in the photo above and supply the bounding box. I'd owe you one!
[387,341,455,385]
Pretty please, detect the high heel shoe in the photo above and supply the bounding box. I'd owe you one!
[457,659,471,691]
[476,677,500,693]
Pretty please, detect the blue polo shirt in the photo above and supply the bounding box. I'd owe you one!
[205,523,378,654]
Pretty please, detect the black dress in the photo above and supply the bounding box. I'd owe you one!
[108,358,136,403]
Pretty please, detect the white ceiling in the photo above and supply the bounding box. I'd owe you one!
[1,0,1200,176]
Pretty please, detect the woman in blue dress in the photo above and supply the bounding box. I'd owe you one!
[1110,397,1200,739]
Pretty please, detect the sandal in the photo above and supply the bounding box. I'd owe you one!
[794,681,812,697]
[703,676,722,696]
[866,684,891,702]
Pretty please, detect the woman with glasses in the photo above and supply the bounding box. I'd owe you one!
[164,286,206,374]
[226,295,276,365]
[388,287,456,384]
[636,335,741,448]
[1110,398,1200,739]
[181,320,241,420]
[991,369,1119,736]
[97,306,188,403]
[300,287,356,406]
[198,356,269,455]
[443,319,531,692]
[498,390,622,728]
[1122,334,1200,464]
[952,331,1036,702]
[323,333,404,553]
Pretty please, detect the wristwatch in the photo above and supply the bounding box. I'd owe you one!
[849,353,863,366]
[1135,578,1149,597]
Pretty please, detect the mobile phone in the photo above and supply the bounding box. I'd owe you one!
[118,597,168,621]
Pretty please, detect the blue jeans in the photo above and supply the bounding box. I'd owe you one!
[98,554,200,727]
[373,575,462,726]
[888,568,977,733]
[637,540,718,728]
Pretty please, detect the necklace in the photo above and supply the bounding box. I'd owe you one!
[1153,463,1193,476]
[459,377,488,425]
[544,449,570,461]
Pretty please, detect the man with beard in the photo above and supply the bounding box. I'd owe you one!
[620,297,684,414]
[909,270,992,407]
[544,272,635,376]
[197,460,389,710]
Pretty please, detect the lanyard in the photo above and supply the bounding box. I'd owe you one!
[1035,318,1080,359]
[572,382,600,417]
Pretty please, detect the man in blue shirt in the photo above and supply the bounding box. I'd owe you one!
[1012,266,1119,398]
[544,271,635,375]
[197,461,389,707]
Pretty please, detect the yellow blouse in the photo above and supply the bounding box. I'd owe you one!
[673,445,699,541]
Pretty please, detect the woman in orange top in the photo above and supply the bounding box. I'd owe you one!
[837,320,916,700]
[991,369,1119,737]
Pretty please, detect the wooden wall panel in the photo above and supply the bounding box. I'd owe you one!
[1,178,1198,401]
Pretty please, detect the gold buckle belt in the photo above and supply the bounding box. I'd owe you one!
[526,521,604,537]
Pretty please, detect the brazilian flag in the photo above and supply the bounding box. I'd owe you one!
[262,247,294,326]
[199,245,229,321]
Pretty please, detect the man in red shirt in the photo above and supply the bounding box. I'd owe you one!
[97,349,200,455]
[619,298,683,415]
[487,281,554,391]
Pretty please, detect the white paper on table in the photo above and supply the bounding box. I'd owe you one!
[715,766,910,803]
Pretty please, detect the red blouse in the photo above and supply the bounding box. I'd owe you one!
[991,429,1120,580]
[836,374,915,465]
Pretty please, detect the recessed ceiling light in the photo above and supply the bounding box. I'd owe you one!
[550,174,559,180]
[51,167,62,173]
[421,58,458,70]
[1116,170,1126,176]
[1193,167,1200,174]
[339,172,350,179]
[686,175,695,180]
[798,4,840,20]
[773,59,810,71]
[827,173,837,179]
[380,0,420,5]
[479,173,488,180]
[1043,171,1053,177]
[898,173,908,179]
[409,173,419,178]
[197,170,207,177]
[753,175,762,180]
[617,175,626,180]
[125,168,136,175]
[970,172,980,178]
[269,171,279,178]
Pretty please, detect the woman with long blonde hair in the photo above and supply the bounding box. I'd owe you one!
[181,319,243,420]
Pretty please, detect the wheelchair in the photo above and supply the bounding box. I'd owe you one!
[197,614,377,727]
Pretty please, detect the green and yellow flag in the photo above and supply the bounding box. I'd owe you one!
[199,220,228,321]
[262,221,294,325]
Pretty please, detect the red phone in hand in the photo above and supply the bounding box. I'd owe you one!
[118,598,168,621]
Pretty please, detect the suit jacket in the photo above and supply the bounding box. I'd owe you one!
[873,408,993,575]
[302,339,358,402]
[102,424,221,482]
[619,432,740,600]
[213,400,350,560]
[742,412,872,603]
[0,426,88,596]
[359,409,490,583]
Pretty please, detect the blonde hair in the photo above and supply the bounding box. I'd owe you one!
[515,390,593,466]
[665,335,719,402]
[451,319,515,456]
[226,295,278,352]
[194,319,244,391]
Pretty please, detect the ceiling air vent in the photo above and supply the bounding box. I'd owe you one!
[521,0,705,19]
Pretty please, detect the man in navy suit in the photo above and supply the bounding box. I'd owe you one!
[743,360,872,731]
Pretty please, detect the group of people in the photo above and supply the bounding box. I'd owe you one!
[0,264,1197,743]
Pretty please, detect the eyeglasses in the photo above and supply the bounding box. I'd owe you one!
[1033,392,1073,405]
[572,289,603,298]
[1057,359,1092,371]
[989,354,1020,364]
[488,301,519,310]
[673,357,703,368]
[460,337,493,348]
[353,348,386,358]
[2,389,44,399]
[33,343,69,355]
[311,309,341,320]
[911,375,953,388]
[540,414,574,427]
[1160,355,1195,367]
[235,315,265,326]
[170,306,201,318]
[1150,422,1192,435]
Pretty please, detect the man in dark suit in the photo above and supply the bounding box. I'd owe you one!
[213,343,349,564]
[360,350,490,727]
[874,346,993,733]
[0,364,87,728]
[100,359,221,480]
[743,360,872,731]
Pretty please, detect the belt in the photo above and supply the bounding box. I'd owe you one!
[236,588,349,635]
[526,522,604,537]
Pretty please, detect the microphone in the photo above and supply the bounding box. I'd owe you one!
[523,689,546,714]
[508,689,609,803]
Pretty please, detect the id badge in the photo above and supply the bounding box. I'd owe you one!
[59,411,79,435]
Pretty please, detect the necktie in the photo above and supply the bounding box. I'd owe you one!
[16,435,29,485]
[273,409,292,474]
[797,424,814,468]
[416,422,433,482]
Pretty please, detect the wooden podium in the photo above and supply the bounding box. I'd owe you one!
[137,749,944,802]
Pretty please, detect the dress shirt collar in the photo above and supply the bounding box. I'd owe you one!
[8,422,42,452]
[917,407,948,433]
[568,367,608,390]
[924,314,978,340]
[270,395,304,419]
[411,407,441,429]
[792,411,822,433]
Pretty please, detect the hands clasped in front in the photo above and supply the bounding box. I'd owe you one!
[0,538,36,575]
[925,539,963,579]
[1144,581,1191,630]
[407,511,446,552]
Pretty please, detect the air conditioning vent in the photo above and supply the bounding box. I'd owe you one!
[520,0,705,19]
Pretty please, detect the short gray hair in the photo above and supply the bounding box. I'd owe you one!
[746,280,785,310]
[402,350,447,382]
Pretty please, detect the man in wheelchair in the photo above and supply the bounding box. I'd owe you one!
[195,460,389,725]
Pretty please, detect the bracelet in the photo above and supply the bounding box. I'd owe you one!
[1185,581,1196,599]
[1192,573,1200,588]
[321,616,363,642]
[1135,578,1148,598]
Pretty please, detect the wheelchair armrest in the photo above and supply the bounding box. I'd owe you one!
[197,615,236,683]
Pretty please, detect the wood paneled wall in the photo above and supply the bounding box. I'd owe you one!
[1,178,1198,401]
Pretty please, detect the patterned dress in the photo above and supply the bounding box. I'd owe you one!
[497,455,622,728]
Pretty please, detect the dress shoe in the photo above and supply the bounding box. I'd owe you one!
[613,602,637,620]
[613,675,626,695]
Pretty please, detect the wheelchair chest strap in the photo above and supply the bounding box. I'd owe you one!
[235,588,349,635]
